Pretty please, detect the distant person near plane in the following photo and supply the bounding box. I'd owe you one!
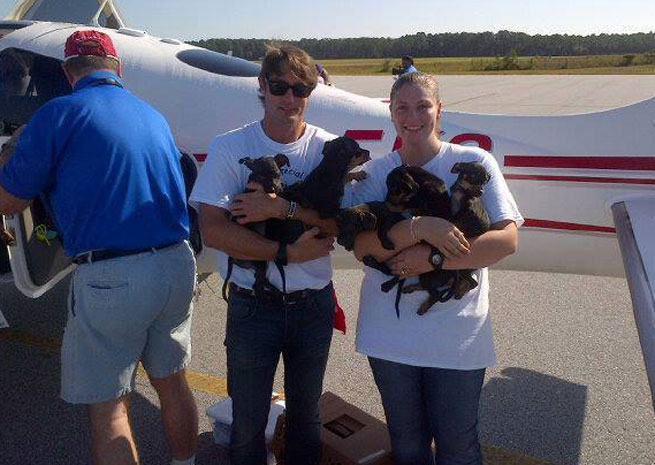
[0,30,198,465]
[401,55,418,74]
[316,62,333,86]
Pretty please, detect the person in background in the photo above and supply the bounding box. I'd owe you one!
[401,55,419,74]
[0,30,198,465]
[316,62,333,86]
[349,71,522,465]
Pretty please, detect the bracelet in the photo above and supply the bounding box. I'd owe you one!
[286,200,297,219]
[409,216,420,242]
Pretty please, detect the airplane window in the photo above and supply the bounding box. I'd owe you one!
[176,49,260,77]
[98,4,121,30]
[21,0,97,24]
[0,49,71,135]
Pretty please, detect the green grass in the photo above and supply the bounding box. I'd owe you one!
[320,54,655,75]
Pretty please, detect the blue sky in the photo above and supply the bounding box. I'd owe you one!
[1,0,653,41]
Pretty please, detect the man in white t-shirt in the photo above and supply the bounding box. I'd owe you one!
[190,45,337,465]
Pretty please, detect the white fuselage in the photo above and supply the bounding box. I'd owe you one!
[2,21,654,278]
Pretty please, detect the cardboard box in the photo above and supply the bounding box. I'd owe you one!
[272,391,393,465]
[207,395,285,465]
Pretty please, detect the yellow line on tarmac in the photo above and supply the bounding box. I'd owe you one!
[0,328,229,397]
[1,328,553,465]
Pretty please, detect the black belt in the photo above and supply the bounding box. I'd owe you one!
[73,241,182,265]
[228,282,329,306]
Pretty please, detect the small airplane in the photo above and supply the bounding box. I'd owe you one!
[1,0,654,410]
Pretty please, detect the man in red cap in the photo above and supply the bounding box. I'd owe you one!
[0,30,198,465]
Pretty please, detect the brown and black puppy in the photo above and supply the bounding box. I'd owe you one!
[284,136,370,219]
[238,154,290,196]
[361,163,491,316]
[223,154,290,300]
[363,165,454,314]
[269,136,370,246]
[400,162,491,314]
[336,201,403,251]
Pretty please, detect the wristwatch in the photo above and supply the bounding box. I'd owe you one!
[429,247,444,271]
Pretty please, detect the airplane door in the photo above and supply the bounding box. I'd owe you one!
[3,198,73,298]
[0,49,74,297]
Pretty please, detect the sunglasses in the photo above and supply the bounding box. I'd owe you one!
[266,76,314,98]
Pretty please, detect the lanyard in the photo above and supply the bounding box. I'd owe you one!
[88,77,124,89]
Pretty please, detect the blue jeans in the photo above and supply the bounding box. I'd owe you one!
[368,357,485,465]
[225,284,335,465]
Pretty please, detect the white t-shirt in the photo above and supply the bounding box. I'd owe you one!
[189,121,337,292]
[348,142,524,369]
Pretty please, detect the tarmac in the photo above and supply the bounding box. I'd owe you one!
[1,75,655,465]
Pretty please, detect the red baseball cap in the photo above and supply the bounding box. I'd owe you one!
[64,30,119,62]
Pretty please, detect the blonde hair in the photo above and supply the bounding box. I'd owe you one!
[390,71,440,104]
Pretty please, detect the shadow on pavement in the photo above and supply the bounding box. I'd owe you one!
[480,367,587,465]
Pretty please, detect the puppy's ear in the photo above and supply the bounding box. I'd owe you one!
[274,154,290,168]
[450,162,463,174]
[239,157,254,169]
[322,139,335,155]
[406,176,420,194]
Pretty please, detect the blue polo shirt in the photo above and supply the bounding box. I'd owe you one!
[0,71,189,256]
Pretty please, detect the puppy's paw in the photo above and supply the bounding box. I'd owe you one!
[347,171,368,182]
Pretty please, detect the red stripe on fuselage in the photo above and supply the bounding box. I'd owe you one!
[194,154,207,162]
[523,219,615,234]
[344,130,384,141]
[505,174,655,185]
[505,156,655,170]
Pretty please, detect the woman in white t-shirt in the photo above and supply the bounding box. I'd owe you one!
[349,72,523,465]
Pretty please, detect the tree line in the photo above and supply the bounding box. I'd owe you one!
[187,31,655,60]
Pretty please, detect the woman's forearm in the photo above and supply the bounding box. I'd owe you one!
[443,221,518,270]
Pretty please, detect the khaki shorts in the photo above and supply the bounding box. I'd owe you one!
[60,241,196,404]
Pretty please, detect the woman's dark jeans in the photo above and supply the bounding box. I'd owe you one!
[369,356,485,465]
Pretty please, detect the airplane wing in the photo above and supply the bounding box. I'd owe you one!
[612,199,655,411]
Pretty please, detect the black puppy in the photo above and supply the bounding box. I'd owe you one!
[222,154,290,300]
[270,136,370,245]
[284,136,371,219]
[336,201,403,251]
[336,163,432,252]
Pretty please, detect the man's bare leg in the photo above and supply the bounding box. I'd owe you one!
[149,370,198,461]
[88,397,139,465]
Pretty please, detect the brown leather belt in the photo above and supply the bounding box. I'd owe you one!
[228,282,330,306]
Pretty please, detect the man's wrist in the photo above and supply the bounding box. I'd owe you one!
[277,198,290,219]
[286,200,298,219]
